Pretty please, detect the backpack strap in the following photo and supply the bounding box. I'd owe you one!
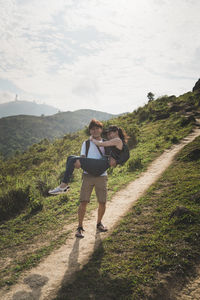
[85,139,90,157]
[96,145,104,157]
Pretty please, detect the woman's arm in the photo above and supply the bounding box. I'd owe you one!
[91,137,122,148]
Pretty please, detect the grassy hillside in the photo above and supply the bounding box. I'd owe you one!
[0,90,199,289]
[0,109,117,158]
[55,134,200,300]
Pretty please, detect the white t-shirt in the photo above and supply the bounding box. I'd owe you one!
[80,140,107,176]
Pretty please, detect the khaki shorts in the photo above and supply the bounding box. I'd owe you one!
[80,174,108,203]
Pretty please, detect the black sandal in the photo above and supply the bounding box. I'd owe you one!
[75,226,85,238]
[97,222,108,232]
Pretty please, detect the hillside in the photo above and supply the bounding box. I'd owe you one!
[55,131,200,300]
[0,109,117,158]
[0,100,58,118]
[0,86,200,293]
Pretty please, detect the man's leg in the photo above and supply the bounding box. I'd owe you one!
[97,202,106,224]
[76,174,93,238]
[78,201,88,228]
[95,176,108,232]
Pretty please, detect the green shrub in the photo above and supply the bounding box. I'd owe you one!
[28,184,43,213]
[171,136,179,144]
[138,109,149,123]
[0,187,29,221]
[127,157,143,171]
[180,116,196,127]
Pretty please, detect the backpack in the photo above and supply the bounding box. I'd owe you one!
[117,144,130,165]
[85,139,111,157]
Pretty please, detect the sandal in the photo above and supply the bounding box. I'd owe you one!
[97,222,108,232]
[75,226,85,238]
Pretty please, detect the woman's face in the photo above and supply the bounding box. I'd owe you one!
[107,130,118,140]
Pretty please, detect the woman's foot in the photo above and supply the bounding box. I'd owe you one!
[48,185,70,195]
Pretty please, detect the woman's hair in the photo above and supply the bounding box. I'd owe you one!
[107,125,129,143]
[88,119,103,130]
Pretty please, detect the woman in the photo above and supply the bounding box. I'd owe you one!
[48,125,129,195]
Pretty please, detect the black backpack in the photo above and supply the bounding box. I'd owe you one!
[117,144,130,165]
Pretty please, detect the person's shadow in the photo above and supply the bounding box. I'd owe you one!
[56,231,103,299]
[12,274,49,300]
[62,237,81,284]
[12,238,81,300]
[12,234,102,300]
[66,231,102,282]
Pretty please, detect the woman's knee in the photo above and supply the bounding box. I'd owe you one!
[74,159,81,169]
[67,155,76,162]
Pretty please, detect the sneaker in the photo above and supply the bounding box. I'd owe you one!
[97,222,108,232]
[75,226,85,238]
[48,185,70,195]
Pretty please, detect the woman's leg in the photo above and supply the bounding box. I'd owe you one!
[49,155,80,194]
[63,156,110,184]
[49,156,110,195]
[62,155,81,184]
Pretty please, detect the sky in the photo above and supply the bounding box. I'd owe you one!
[0,0,200,114]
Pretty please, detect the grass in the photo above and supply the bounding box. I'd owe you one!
[0,91,199,289]
[54,136,200,300]
[0,119,194,289]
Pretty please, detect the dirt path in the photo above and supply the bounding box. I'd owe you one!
[174,266,200,300]
[1,125,200,300]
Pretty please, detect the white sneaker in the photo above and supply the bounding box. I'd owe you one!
[48,186,70,195]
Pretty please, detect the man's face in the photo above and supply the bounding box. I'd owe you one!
[90,126,102,139]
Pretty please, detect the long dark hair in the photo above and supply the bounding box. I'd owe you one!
[107,125,129,143]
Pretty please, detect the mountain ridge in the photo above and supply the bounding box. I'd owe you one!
[0,100,59,118]
[0,108,118,158]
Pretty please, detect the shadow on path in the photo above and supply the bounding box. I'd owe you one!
[54,232,134,300]
[12,274,49,300]
[62,236,81,285]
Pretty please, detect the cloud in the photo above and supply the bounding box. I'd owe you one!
[0,90,15,104]
[0,0,200,113]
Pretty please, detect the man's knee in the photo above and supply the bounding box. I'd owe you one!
[79,201,88,209]
[99,202,106,208]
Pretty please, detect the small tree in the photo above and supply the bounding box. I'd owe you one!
[147,92,155,102]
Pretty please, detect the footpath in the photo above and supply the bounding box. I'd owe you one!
[175,266,200,300]
[1,125,200,300]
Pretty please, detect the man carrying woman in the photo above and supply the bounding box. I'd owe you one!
[49,119,129,238]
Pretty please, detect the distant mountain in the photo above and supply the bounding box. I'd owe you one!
[0,109,117,157]
[0,100,58,118]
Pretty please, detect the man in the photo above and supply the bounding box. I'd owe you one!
[75,119,116,238]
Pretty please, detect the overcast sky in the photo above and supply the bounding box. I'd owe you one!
[0,0,199,114]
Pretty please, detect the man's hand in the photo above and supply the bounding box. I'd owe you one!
[91,136,101,146]
[109,157,117,167]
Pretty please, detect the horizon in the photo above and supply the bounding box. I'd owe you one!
[0,98,123,115]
